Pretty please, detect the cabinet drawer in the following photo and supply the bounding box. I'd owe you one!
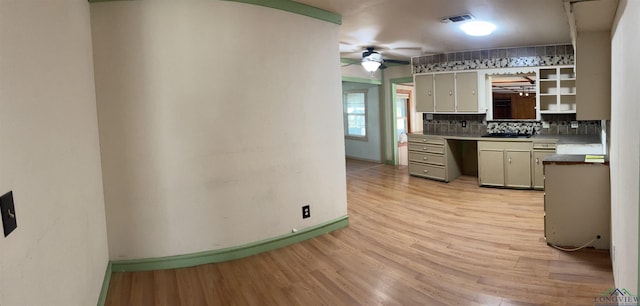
[407,135,445,145]
[478,141,532,151]
[408,143,445,154]
[409,163,446,180]
[533,143,557,150]
[408,152,445,165]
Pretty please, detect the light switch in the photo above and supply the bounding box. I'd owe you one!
[1,191,17,237]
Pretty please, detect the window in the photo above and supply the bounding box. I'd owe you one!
[343,90,367,139]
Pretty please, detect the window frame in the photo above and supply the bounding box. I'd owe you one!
[343,90,368,141]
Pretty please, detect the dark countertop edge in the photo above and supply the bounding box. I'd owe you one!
[542,154,609,165]
[409,133,601,145]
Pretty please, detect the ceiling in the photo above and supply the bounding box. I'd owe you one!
[295,0,573,61]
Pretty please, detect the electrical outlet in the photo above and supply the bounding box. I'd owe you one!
[542,121,550,128]
[571,121,578,129]
[302,205,310,219]
[425,113,433,120]
[461,120,467,128]
[1,191,17,237]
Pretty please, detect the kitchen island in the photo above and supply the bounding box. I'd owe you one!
[543,154,610,249]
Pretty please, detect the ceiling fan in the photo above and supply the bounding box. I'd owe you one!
[357,47,410,72]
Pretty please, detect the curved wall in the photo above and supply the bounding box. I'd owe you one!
[90,0,347,260]
[0,1,108,304]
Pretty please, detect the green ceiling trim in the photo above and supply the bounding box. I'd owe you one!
[391,77,413,84]
[342,76,382,85]
[341,58,409,67]
[384,61,410,67]
[109,215,349,272]
[341,58,360,64]
[87,0,342,25]
[88,0,135,3]
[222,0,341,25]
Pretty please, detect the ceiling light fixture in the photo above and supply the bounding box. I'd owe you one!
[361,52,383,72]
[460,21,496,36]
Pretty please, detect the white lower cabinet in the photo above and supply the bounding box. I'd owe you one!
[532,142,557,190]
[477,149,504,186]
[408,134,447,181]
[478,141,532,188]
[407,134,461,182]
[410,136,558,190]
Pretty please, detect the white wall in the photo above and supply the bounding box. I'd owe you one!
[610,0,639,294]
[90,0,347,260]
[0,1,109,305]
[343,82,382,162]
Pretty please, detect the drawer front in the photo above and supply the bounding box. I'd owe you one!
[478,141,532,151]
[407,135,445,145]
[409,163,446,180]
[408,143,445,154]
[408,152,445,165]
[533,143,557,150]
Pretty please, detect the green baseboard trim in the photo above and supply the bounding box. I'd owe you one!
[342,76,382,85]
[222,0,341,25]
[110,215,349,272]
[97,262,112,306]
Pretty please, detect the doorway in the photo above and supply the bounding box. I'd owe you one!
[342,81,383,163]
[391,82,415,166]
[396,89,411,165]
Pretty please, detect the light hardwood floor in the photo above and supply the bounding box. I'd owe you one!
[105,159,614,305]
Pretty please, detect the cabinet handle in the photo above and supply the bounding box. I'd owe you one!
[536,158,540,164]
[423,157,428,160]
[423,147,427,150]
[472,89,476,95]
[508,157,512,164]
[449,90,453,96]
[423,170,428,173]
[422,139,426,142]
[428,90,432,96]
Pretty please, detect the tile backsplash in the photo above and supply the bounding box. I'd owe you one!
[423,114,600,136]
[412,44,574,74]
[423,114,487,134]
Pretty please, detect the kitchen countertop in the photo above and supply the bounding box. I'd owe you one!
[410,132,601,145]
[543,154,609,165]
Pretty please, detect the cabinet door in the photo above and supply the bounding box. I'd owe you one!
[415,74,434,112]
[434,73,455,112]
[456,72,478,112]
[532,151,552,189]
[505,150,532,188]
[576,31,610,120]
[478,149,504,186]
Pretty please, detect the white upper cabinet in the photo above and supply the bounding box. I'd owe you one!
[538,65,576,114]
[434,73,455,112]
[415,74,434,112]
[575,31,611,120]
[456,72,479,112]
[415,71,481,113]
